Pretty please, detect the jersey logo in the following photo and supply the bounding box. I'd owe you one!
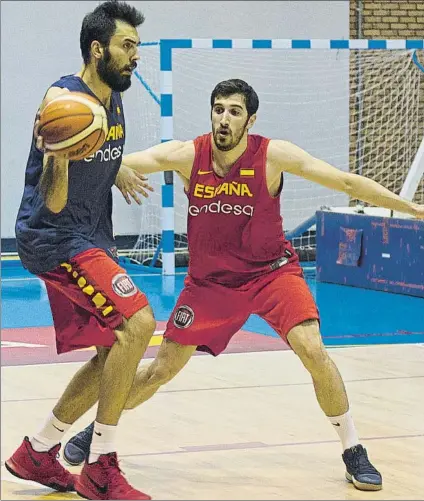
[198,170,214,175]
[240,169,255,177]
[189,201,254,217]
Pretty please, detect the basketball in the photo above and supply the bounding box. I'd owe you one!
[38,92,108,161]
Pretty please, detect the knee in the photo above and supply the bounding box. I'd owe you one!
[116,306,156,349]
[296,342,329,373]
[288,321,329,373]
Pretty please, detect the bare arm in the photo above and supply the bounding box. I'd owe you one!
[39,155,69,213]
[37,87,70,213]
[122,140,195,180]
[268,140,424,219]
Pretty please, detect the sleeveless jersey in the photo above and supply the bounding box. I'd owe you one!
[186,133,298,287]
[15,75,125,274]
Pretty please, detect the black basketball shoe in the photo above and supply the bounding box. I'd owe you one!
[63,422,94,466]
[342,444,382,490]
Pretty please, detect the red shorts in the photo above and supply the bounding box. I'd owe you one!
[39,248,149,354]
[164,264,319,356]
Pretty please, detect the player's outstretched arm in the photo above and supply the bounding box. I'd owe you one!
[122,140,195,178]
[37,87,70,214]
[268,140,424,219]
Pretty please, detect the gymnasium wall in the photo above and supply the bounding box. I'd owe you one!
[316,210,424,297]
[0,1,348,239]
[349,0,424,203]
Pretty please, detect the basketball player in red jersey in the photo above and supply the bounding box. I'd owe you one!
[7,2,154,500]
[66,79,424,491]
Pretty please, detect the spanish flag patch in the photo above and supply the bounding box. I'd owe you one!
[240,169,255,177]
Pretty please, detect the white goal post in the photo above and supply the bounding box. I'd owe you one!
[127,39,424,275]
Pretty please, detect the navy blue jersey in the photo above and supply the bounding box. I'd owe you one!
[15,75,125,274]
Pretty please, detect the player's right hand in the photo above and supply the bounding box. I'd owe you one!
[115,164,154,205]
[35,87,71,158]
[34,110,46,152]
[34,111,69,160]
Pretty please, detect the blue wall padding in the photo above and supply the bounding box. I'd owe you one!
[316,210,424,297]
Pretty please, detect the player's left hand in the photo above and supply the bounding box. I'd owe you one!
[115,164,153,205]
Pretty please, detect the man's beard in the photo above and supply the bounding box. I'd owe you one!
[213,121,248,152]
[97,48,134,92]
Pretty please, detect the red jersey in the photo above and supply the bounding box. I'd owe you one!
[186,133,298,287]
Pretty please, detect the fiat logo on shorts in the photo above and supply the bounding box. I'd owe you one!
[112,273,137,297]
[173,305,194,329]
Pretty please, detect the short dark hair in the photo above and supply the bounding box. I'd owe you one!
[210,79,259,117]
[80,1,145,64]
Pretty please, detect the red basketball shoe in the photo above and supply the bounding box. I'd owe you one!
[76,452,151,500]
[5,436,75,491]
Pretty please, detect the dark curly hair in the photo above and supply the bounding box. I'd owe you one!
[210,79,259,117]
[80,1,145,64]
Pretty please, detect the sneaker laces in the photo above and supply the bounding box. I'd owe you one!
[350,446,379,475]
[45,445,71,478]
[103,454,133,494]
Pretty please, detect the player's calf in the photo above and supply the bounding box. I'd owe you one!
[287,320,382,490]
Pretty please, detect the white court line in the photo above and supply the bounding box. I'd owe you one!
[3,344,416,371]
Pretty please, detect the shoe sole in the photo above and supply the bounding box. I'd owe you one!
[75,478,105,501]
[5,458,74,492]
[346,472,382,491]
[76,479,152,501]
[75,489,91,500]
[76,488,151,500]
[76,483,107,500]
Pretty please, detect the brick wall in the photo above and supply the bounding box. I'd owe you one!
[349,0,423,204]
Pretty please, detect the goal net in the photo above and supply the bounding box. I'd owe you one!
[125,42,424,269]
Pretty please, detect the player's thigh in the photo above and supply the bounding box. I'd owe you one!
[252,270,319,344]
[164,278,249,356]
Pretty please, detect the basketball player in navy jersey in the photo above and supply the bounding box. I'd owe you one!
[65,79,424,493]
[7,2,154,499]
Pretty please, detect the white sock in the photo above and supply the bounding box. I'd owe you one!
[328,410,359,451]
[30,412,72,452]
[89,421,117,463]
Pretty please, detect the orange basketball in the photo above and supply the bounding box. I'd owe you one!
[38,92,108,161]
